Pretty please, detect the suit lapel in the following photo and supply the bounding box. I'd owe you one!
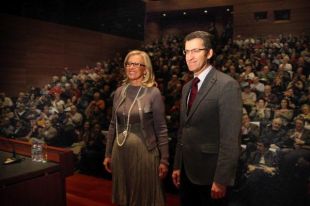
[186,68,217,121]
[181,82,191,118]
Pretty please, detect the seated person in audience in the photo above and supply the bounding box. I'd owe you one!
[240,64,255,81]
[282,88,297,110]
[101,84,112,101]
[293,66,307,81]
[14,104,29,122]
[87,123,106,147]
[50,75,60,87]
[38,105,53,121]
[70,121,92,161]
[279,55,293,78]
[76,121,91,144]
[288,77,306,100]
[167,74,181,93]
[60,75,68,87]
[260,117,286,149]
[15,92,28,107]
[1,107,14,122]
[283,117,310,150]
[0,117,14,137]
[10,119,30,140]
[50,104,66,129]
[227,64,240,80]
[79,123,106,174]
[249,98,272,125]
[246,139,278,175]
[257,65,274,83]
[64,98,74,110]
[38,120,58,146]
[240,114,261,163]
[250,76,264,94]
[299,88,310,106]
[36,94,51,111]
[236,58,245,73]
[50,93,65,114]
[49,82,63,96]
[24,119,40,140]
[67,105,83,128]
[271,75,287,98]
[25,105,41,121]
[241,114,260,145]
[87,91,105,111]
[88,68,101,82]
[273,98,294,128]
[258,84,279,109]
[61,82,75,100]
[0,92,13,108]
[276,63,291,83]
[236,139,280,206]
[242,84,257,113]
[296,104,310,129]
[85,99,108,128]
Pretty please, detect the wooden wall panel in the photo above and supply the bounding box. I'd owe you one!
[145,0,310,40]
[0,14,142,96]
[233,0,310,37]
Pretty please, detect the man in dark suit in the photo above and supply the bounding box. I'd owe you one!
[172,31,243,206]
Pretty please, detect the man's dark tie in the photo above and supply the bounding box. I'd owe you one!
[188,77,200,113]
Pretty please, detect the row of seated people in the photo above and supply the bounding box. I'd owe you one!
[241,115,310,151]
[232,114,310,206]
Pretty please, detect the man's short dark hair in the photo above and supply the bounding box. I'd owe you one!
[184,31,213,49]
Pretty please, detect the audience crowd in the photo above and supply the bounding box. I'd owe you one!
[0,32,310,206]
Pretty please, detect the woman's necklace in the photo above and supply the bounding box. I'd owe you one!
[116,86,142,147]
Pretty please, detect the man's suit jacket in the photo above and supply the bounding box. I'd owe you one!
[247,150,278,167]
[174,67,242,186]
[284,128,310,148]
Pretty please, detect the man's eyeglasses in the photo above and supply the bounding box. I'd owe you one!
[125,62,145,67]
[183,48,208,55]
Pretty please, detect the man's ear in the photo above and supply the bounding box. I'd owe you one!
[207,49,214,60]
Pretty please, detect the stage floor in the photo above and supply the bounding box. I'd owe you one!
[66,173,180,206]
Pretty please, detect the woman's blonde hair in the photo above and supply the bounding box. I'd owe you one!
[123,50,157,87]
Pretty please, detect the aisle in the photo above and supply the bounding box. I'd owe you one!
[66,173,180,206]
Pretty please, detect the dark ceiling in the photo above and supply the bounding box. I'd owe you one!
[1,1,234,40]
[0,0,146,40]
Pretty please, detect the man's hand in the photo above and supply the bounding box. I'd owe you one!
[172,169,181,188]
[263,166,276,175]
[247,164,257,173]
[211,182,226,199]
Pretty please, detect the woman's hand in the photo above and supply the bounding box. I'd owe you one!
[103,157,112,173]
[158,163,168,180]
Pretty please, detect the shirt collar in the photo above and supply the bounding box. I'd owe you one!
[194,65,212,90]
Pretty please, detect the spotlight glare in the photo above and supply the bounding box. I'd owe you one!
[204,10,208,13]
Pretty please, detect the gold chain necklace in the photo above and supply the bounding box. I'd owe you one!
[116,86,142,147]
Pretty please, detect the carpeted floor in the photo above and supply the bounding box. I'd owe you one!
[66,173,180,206]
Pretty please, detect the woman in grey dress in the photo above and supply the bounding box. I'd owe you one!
[103,50,169,206]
